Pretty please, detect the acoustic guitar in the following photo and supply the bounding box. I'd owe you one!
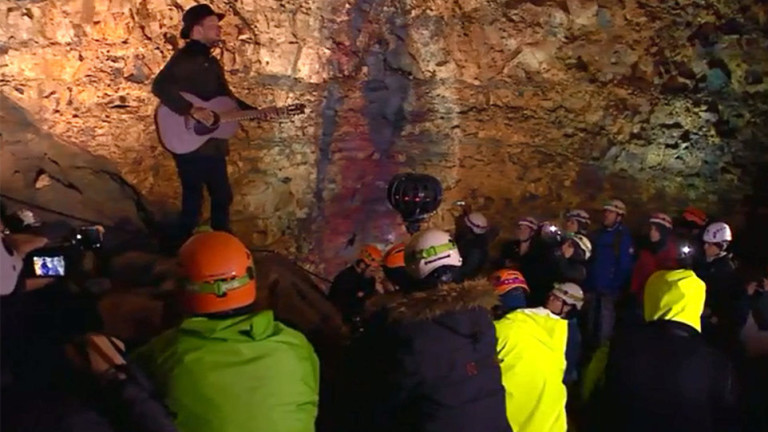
[155,92,306,154]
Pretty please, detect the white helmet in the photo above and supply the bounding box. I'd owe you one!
[464,212,489,234]
[603,199,627,215]
[570,234,592,261]
[703,222,733,243]
[517,217,539,231]
[565,209,591,225]
[551,282,585,310]
[405,228,462,280]
[649,212,673,229]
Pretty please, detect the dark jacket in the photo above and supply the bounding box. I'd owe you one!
[585,223,635,294]
[152,40,253,156]
[328,265,376,324]
[498,237,550,305]
[348,280,511,432]
[695,254,746,353]
[455,231,489,282]
[601,270,739,432]
[696,254,740,318]
[1,362,177,432]
[547,248,587,285]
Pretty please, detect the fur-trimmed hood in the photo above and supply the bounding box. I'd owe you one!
[366,279,499,322]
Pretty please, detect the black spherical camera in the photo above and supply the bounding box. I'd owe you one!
[387,173,443,234]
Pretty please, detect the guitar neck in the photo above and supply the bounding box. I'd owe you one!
[219,107,287,123]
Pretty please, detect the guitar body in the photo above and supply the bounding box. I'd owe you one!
[155,92,241,154]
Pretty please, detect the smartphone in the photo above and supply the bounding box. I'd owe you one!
[32,256,66,277]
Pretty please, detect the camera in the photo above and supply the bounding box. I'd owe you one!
[21,225,104,278]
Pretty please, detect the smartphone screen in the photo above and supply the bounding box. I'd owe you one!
[33,256,66,277]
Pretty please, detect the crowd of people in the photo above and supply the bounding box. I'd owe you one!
[2,195,767,432]
[327,199,768,432]
[3,2,765,430]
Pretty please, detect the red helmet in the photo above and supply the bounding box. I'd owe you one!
[178,231,256,315]
[489,269,529,295]
[359,244,383,267]
[682,206,708,227]
[383,242,406,269]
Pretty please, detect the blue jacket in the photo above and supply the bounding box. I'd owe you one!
[585,224,634,294]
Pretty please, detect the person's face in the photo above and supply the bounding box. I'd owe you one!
[193,16,222,45]
[704,242,720,258]
[564,218,579,234]
[561,240,575,259]
[649,225,661,243]
[603,210,619,227]
[545,293,573,317]
[517,225,533,241]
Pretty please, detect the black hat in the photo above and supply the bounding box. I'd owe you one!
[180,4,225,39]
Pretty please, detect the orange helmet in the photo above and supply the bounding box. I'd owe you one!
[682,206,708,227]
[178,231,256,315]
[489,269,529,295]
[359,244,383,267]
[383,242,406,268]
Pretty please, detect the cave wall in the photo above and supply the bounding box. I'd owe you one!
[1,0,767,273]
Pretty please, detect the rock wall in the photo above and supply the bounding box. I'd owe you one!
[2,0,767,274]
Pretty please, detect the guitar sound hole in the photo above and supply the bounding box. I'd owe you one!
[192,112,221,136]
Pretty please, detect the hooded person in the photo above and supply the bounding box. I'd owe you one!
[495,282,585,432]
[347,228,510,432]
[630,213,678,301]
[131,231,320,432]
[601,245,738,432]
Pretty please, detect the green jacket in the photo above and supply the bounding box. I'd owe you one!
[132,310,319,432]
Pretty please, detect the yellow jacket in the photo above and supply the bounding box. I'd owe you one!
[644,269,705,332]
[495,307,568,432]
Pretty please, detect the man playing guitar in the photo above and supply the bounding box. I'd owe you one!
[152,4,252,244]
